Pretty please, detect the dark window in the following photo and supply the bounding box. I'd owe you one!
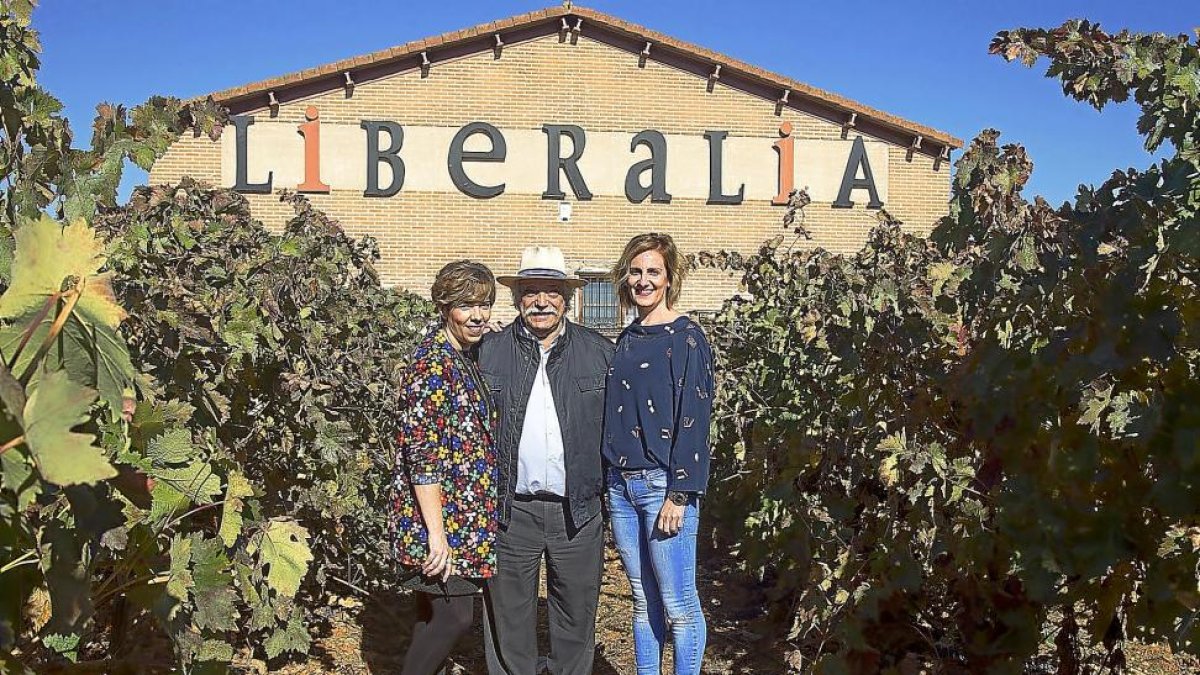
[577,273,621,331]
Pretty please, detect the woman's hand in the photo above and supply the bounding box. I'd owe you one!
[423,531,453,582]
[412,484,452,581]
[656,499,686,537]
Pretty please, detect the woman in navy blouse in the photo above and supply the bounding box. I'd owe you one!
[604,233,714,675]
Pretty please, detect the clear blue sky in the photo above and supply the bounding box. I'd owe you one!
[34,0,1196,206]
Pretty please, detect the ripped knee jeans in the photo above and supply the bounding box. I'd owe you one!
[607,466,706,675]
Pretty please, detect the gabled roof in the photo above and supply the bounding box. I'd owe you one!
[205,4,961,155]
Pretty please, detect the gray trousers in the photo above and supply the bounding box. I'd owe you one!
[484,497,603,675]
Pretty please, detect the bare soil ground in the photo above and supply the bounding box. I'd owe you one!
[277,536,783,674]
[273,537,1199,675]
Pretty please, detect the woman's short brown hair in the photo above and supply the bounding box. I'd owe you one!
[612,233,687,311]
[431,260,496,311]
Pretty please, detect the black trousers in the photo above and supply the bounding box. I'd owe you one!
[483,497,604,675]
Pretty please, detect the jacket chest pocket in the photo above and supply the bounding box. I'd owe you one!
[575,375,606,417]
[482,373,504,398]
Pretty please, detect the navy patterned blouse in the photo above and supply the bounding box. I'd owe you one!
[602,315,714,493]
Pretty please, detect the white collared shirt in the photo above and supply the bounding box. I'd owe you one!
[516,327,567,496]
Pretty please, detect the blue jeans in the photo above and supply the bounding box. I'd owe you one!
[607,467,706,675]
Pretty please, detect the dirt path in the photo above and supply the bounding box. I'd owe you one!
[280,535,784,674]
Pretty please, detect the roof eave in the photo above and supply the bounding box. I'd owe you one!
[199,4,962,152]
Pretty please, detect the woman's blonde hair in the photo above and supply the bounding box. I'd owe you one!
[431,260,496,311]
[612,233,687,311]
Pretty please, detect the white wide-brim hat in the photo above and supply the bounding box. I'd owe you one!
[497,245,588,290]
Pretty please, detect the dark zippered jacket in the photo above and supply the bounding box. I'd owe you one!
[478,318,615,528]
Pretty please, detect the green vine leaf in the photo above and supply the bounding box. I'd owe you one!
[263,609,310,660]
[166,534,194,613]
[23,368,115,485]
[247,520,313,598]
[189,535,238,632]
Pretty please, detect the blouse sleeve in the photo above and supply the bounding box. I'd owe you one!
[669,323,714,493]
[396,358,451,486]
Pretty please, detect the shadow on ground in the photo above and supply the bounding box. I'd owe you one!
[355,587,625,674]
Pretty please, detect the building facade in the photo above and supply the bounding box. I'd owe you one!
[150,4,960,327]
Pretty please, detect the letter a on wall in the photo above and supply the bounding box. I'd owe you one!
[625,130,672,204]
[833,136,883,209]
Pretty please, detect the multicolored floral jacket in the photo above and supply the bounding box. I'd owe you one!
[391,326,499,579]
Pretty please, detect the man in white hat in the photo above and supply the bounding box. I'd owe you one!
[478,246,615,675]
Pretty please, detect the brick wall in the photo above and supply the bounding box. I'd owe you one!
[150,32,950,322]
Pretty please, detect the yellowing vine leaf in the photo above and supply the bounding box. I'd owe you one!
[219,471,254,548]
[247,520,312,598]
[23,368,116,485]
[0,215,125,328]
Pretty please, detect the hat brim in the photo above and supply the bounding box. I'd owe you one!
[497,274,589,290]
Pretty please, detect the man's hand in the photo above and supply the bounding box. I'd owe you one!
[484,319,506,333]
[423,532,454,582]
[656,499,686,537]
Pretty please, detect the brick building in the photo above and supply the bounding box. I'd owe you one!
[150,4,960,327]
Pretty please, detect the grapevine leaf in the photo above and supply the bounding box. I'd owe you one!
[879,454,900,489]
[218,470,253,548]
[0,449,38,510]
[166,534,194,608]
[41,633,80,662]
[58,315,134,415]
[149,480,189,523]
[0,215,125,329]
[247,520,313,598]
[147,428,193,465]
[23,368,116,486]
[189,535,238,631]
[236,561,276,631]
[150,461,222,506]
[0,313,133,414]
[263,609,311,659]
[0,361,25,420]
[129,399,194,449]
[0,363,27,496]
[196,639,234,662]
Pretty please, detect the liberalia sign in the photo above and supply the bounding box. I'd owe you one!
[228,106,889,208]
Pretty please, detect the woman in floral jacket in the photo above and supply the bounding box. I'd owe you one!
[392,260,499,675]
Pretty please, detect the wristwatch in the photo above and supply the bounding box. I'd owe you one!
[667,490,689,506]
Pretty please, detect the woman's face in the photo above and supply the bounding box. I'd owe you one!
[626,249,669,311]
[442,300,493,349]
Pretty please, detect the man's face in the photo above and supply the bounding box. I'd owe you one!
[517,279,568,336]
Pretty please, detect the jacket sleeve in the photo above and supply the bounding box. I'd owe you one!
[396,358,451,486]
[668,324,714,493]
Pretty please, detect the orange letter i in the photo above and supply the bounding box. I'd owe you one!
[297,105,331,193]
[771,121,794,205]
